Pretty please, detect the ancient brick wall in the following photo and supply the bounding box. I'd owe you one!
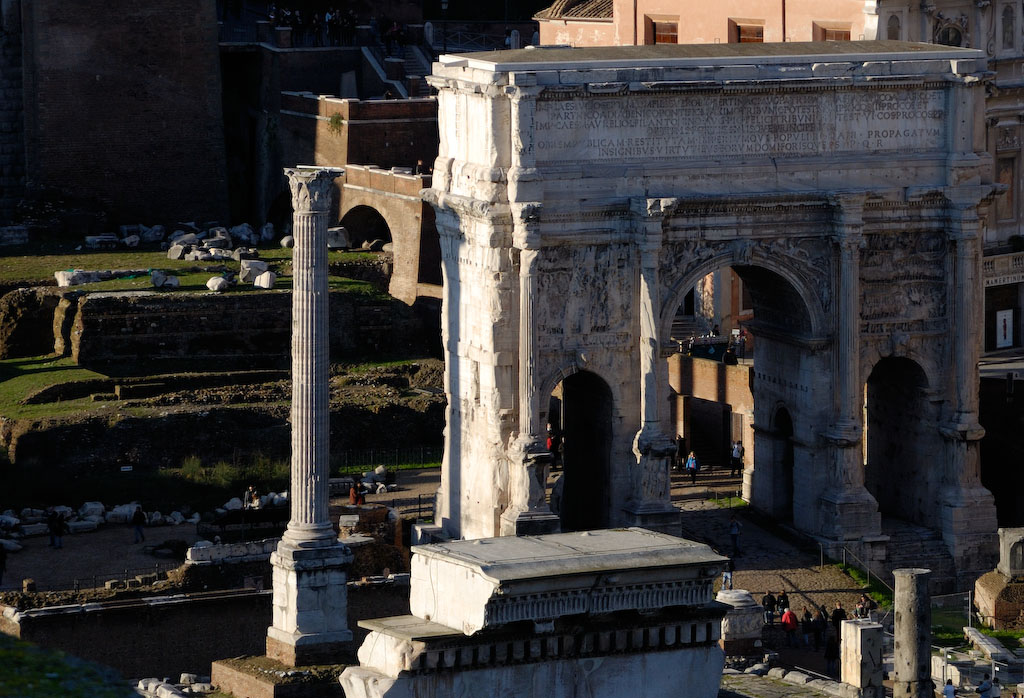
[19,0,228,225]
[1,583,410,678]
[67,290,426,368]
[0,0,25,224]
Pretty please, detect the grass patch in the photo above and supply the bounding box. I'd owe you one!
[832,563,893,608]
[0,633,135,698]
[0,243,387,297]
[712,495,748,509]
[0,355,108,419]
[332,461,441,477]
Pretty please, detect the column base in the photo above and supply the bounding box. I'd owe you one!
[818,487,881,541]
[266,538,353,667]
[939,486,998,585]
[622,502,682,537]
[266,630,353,667]
[499,509,561,537]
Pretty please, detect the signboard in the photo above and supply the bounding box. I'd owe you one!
[997,309,1015,349]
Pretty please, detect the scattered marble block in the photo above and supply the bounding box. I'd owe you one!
[206,277,229,292]
[341,528,728,698]
[239,259,269,283]
[716,589,764,656]
[253,271,276,289]
[280,235,294,248]
[410,527,726,635]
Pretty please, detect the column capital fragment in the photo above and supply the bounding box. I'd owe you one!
[285,167,342,214]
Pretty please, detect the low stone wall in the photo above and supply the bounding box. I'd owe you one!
[67,289,425,368]
[0,580,411,679]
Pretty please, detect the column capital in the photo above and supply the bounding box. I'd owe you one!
[285,167,341,213]
[511,202,543,250]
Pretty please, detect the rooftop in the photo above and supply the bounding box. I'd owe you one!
[441,40,981,72]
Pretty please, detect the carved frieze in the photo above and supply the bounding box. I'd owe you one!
[535,243,633,349]
[860,231,948,333]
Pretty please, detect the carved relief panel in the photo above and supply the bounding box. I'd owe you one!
[860,230,949,335]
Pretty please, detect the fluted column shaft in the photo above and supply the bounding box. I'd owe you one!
[284,167,339,546]
[949,205,982,429]
[518,248,541,443]
[638,239,662,435]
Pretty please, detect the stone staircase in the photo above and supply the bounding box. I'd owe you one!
[402,46,431,97]
[881,519,959,594]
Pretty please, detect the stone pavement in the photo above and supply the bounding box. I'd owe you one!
[719,673,831,698]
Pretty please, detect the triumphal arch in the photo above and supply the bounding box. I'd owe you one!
[424,42,999,581]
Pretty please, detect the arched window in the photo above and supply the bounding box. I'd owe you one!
[1003,5,1016,49]
[937,25,963,46]
[887,14,901,41]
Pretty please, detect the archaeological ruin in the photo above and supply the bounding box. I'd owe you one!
[422,41,1001,584]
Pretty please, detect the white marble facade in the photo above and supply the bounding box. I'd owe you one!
[423,42,999,582]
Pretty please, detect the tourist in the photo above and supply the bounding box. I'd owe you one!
[777,590,790,611]
[824,634,839,675]
[761,591,777,625]
[831,600,847,638]
[942,678,956,698]
[47,510,66,549]
[812,607,827,650]
[244,485,259,509]
[721,558,734,590]
[993,677,1002,697]
[728,514,742,556]
[780,607,798,647]
[730,440,744,476]
[684,450,700,485]
[859,593,878,618]
[349,479,362,505]
[977,673,993,698]
[800,607,814,647]
[132,506,146,543]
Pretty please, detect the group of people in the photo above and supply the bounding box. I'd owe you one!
[268,3,359,47]
[760,592,882,676]
[671,438,745,482]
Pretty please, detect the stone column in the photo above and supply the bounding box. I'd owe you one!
[266,167,353,666]
[938,195,997,582]
[625,198,680,535]
[892,568,932,698]
[821,195,879,541]
[499,78,560,537]
[501,206,560,536]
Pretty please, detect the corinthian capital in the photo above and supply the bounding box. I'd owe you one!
[285,167,342,213]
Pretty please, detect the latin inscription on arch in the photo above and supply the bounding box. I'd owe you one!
[533,89,945,163]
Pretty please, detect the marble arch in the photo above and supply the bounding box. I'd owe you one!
[424,42,1001,583]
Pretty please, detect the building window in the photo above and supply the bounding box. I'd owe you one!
[1003,5,1016,50]
[814,22,851,41]
[936,25,963,46]
[654,21,678,44]
[735,24,764,43]
[887,15,901,41]
[997,158,1016,222]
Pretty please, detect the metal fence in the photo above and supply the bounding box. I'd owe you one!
[335,446,442,472]
[32,562,181,593]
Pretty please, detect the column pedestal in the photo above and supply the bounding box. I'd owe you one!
[625,432,681,535]
[266,541,354,666]
[499,440,560,536]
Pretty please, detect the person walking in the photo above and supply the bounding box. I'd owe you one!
[976,673,993,698]
[132,506,146,543]
[721,558,734,590]
[684,451,700,485]
[942,678,956,698]
[728,514,742,557]
[730,440,744,476]
[47,510,65,549]
[812,606,827,650]
[800,607,814,648]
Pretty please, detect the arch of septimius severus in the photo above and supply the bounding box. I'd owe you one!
[422,41,1000,583]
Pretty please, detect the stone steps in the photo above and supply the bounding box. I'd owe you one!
[882,520,958,594]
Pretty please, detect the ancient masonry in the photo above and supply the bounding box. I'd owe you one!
[341,528,728,698]
[0,0,25,223]
[423,42,999,584]
[265,167,353,666]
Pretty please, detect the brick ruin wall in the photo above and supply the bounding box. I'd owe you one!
[19,0,228,225]
[0,583,410,679]
[0,0,25,224]
[64,290,427,368]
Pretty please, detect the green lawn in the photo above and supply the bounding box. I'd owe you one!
[0,634,135,698]
[0,243,383,295]
[0,355,107,420]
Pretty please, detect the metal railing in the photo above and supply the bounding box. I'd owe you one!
[335,446,442,472]
[818,542,895,594]
[29,562,181,593]
[432,30,506,53]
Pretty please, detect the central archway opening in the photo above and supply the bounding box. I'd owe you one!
[550,370,613,531]
[666,262,815,526]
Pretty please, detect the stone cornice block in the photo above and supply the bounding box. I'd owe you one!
[409,528,726,635]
